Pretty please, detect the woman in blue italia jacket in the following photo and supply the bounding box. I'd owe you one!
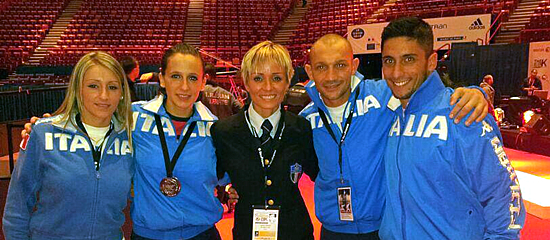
[129,43,223,240]
[3,51,134,240]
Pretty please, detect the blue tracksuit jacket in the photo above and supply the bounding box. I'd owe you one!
[2,114,134,240]
[380,71,525,239]
[130,95,223,239]
[300,74,394,233]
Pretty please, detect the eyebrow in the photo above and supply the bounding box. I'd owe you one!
[401,53,418,58]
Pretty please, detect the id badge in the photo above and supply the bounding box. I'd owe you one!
[337,186,354,221]
[252,205,280,240]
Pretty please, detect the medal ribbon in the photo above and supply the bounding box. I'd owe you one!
[317,87,360,184]
[154,114,197,178]
[75,114,113,171]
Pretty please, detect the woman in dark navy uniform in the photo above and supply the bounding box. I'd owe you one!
[211,41,318,240]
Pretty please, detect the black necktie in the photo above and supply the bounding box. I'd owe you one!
[260,120,274,161]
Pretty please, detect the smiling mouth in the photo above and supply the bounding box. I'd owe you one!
[176,94,192,99]
[323,82,341,90]
[393,80,410,87]
[94,103,111,108]
[260,94,276,100]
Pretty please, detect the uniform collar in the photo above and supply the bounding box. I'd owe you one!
[42,113,124,134]
[141,94,218,122]
[247,104,281,138]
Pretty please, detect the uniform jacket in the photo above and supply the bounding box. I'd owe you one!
[380,71,525,240]
[2,114,134,240]
[299,74,394,234]
[211,108,318,240]
[131,95,223,240]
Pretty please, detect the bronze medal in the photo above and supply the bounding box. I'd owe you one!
[160,177,181,197]
[154,114,197,198]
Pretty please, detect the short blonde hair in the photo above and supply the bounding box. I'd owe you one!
[240,41,293,83]
[54,51,133,145]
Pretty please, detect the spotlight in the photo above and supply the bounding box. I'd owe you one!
[494,108,504,125]
[523,113,550,135]
[523,110,535,126]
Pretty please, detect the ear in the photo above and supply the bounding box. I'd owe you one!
[159,73,166,88]
[243,77,250,92]
[427,52,437,72]
[287,68,295,88]
[351,57,360,74]
[200,74,207,91]
[304,64,313,82]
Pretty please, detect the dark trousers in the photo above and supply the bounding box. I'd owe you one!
[131,227,221,240]
[320,226,379,240]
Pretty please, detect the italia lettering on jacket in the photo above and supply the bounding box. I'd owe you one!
[305,95,381,129]
[44,132,131,155]
[388,114,448,141]
[132,112,212,137]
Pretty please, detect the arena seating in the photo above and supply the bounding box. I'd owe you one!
[521,0,550,42]
[286,0,516,61]
[200,0,295,62]
[0,0,69,72]
[378,0,515,22]
[2,73,69,86]
[42,0,189,66]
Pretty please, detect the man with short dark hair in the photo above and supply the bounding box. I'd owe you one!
[379,17,524,239]
[199,63,243,119]
[119,56,140,101]
[523,69,543,96]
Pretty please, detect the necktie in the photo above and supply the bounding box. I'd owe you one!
[260,120,274,161]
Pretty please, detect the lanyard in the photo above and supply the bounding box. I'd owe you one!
[245,109,285,168]
[75,114,113,171]
[154,114,197,178]
[317,87,360,184]
[245,108,286,206]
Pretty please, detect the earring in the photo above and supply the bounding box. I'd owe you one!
[120,96,124,100]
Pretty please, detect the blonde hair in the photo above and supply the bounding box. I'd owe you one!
[240,41,293,83]
[54,51,133,146]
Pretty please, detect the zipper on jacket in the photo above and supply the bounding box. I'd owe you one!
[89,135,110,239]
[396,110,407,240]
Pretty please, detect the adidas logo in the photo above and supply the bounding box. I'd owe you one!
[469,18,485,30]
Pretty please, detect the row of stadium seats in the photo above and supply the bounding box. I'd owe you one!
[520,0,550,42]
[200,0,294,55]
[41,0,190,66]
[0,0,69,71]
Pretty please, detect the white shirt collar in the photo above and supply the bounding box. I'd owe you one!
[247,104,281,138]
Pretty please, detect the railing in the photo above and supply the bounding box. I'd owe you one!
[436,43,451,61]
[486,10,508,44]
[2,123,24,179]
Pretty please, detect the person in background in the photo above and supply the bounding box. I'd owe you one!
[200,62,243,120]
[523,69,542,96]
[283,67,311,114]
[3,51,134,240]
[480,74,495,119]
[120,56,140,102]
[379,16,525,239]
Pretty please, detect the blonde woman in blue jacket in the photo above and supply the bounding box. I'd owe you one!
[3,51,134,240]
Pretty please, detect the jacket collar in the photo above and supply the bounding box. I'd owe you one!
[141,94,218,122]
[38,113,125,134]
[305,72,364,113]
[386,71,446,113]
